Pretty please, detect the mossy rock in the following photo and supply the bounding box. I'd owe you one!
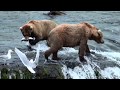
[0,63,64,79]
[35,64,64,79]
[1,68,9,79]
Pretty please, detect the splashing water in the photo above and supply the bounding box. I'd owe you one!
[91,50,120,66]
[22,40,120,79]
[29,42,120,79]
[62,49,120,79]
[100,67,120,79]
[62,64,97,79]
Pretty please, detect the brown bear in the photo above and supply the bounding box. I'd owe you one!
[20,20,58,45]
[44,22,104,62]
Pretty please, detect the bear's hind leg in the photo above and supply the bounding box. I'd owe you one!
[44,47,60,60]
[52,50,61,60]
[52,45,62,60]
[44,48,53,60]
[86,44,90,53]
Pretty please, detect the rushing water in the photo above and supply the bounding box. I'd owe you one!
[0,11,120,79]
[61,49,120,79]
[33,41,120,79]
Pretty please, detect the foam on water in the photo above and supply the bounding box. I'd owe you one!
[62,63,97,79]
[62,65,82,79]
[23,41,120,79]
[91,50,120,59]
[100,67,120,79]
[91,50,120,65]
[31,42,120,79]
[59,47,78,55]
[36,42,49,52]
[62,49,120,79]
[22,41,49,52]
[62,63,120,79]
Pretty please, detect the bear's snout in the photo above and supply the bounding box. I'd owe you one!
[101,40,104,43]
[99,39,104,44]
[96,39,104,44]
[100,40,104,44]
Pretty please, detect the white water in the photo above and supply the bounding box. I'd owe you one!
[101,67,120,79]
[62,49,120,79]
[62,64,97,79]
[23,41,120,79]
[91,50,120,66]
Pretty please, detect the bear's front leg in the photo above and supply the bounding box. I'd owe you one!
[44,50,51,60]
[86,44,90,53]
[52,51,61,60]
[85,44,91,56]
[79,39,87,62]
[86,44,95,55]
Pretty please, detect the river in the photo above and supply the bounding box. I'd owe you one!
[0,11,120,79]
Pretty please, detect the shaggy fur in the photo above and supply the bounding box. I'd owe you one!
[20,20,58,45]
[45,22,104,62]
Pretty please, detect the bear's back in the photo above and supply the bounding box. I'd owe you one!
[49,23,82,35]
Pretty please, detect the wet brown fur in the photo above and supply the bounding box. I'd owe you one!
[20,20,58,45]
[45,22,104,62]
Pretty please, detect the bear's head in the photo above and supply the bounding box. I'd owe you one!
[84,22,104,44]
[20,24,33,41]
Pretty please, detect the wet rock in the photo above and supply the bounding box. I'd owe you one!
[35,64,64,79]
[62,60,81,69]
[0,63,64,79]
[0,46,120,79]
[0,49,120,79]
[47,11,66,15]
[43,11,66,18]
[0,51,64,79]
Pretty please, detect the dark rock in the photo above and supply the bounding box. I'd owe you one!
[47,11,66,15]
[0,51,64,79]
[0,63,64,79]
[43,11,66,18]
[35,64,64,79]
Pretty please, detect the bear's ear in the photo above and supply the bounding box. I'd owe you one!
[19,27,23,30]
[84,22,93,28]
[97,30,103,37]
[29,25,33,30]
